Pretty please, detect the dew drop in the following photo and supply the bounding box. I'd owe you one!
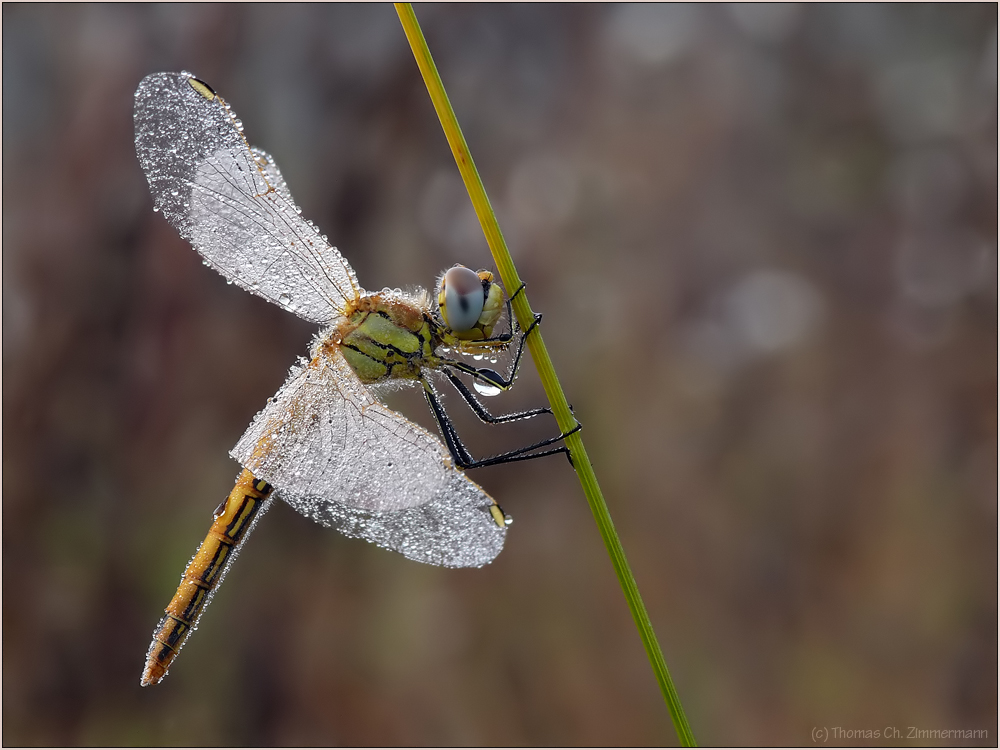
[473,353,484,361]
[278,292,292,307]
[474,380,502,397]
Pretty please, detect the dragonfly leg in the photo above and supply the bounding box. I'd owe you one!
[423,377,475,467]
[442,369,553,425]
[421,376,581,471]
[477,281,527,345]
[444,313,542,393]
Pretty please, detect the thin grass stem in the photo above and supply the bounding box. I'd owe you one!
[394,5,697,746]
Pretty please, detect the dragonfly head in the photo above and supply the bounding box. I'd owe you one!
[437,264,504,340]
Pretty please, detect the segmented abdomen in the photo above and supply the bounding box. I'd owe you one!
[141,469,273,686]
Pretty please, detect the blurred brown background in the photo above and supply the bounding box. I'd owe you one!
[3,3,996,746]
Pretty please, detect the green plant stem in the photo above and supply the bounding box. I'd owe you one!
[394,4,696,746]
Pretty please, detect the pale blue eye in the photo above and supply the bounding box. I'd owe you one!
[443,265,485,332]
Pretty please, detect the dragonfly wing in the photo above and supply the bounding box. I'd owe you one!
[292,471,506,568]
[230,346,506,568]
[134,71,362,324]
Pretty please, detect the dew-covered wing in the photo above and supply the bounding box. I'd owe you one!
[134,71,362,324]
[231,346,505,568]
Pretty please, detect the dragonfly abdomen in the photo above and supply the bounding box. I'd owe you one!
[141,470,273,686]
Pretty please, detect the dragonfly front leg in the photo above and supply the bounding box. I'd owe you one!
[477,281,527,345]
[446,313,542,393]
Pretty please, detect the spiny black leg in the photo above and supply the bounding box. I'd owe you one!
[480,296,519,344]
[422,378,475,467]
[453,424,583,470]
[523,312,542,336]
[478,282,528,345]
[442,370,552,425]
[442,368,581,436]
[461,444,571,470]
[443,312,542,392]
[422,376,582,470]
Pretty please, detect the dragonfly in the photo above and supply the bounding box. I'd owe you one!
[133,72,578,687]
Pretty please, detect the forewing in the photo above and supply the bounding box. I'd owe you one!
[134,71,362,324]
[231,347,505,568]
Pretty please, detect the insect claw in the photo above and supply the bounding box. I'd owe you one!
[524,313,543,337]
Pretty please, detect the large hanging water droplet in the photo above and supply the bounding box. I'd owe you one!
[472,353,484,361]
[474,380,502,397]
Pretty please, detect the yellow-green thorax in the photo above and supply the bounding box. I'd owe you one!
[328,290,506,385]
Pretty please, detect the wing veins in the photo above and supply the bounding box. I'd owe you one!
[189,157,355,310]
[205,92,361,306]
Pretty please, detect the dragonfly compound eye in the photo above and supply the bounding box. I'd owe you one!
[440,265,486,333]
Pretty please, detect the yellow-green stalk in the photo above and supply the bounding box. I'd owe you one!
[394,5,697,746]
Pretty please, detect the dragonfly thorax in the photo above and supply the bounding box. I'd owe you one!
[332,283,510,385]
[333,291,437,384]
